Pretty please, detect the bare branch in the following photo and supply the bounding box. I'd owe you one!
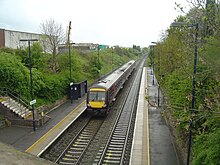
[39,18,65,72]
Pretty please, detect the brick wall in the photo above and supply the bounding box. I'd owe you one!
[0,29,5,48]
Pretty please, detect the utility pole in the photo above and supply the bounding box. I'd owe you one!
[68,21,72,82]
[68,21,73,103]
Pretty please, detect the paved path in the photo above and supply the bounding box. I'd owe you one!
[147,67,179,165]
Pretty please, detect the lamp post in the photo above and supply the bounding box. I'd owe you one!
[150,45,155,85]
[158,46,160,106]
[111,46,114,71]
[151,42,160,106]
[171,22,198,165]
[97,45,100,79]
[67,21,74,104]
[20,39,38,131]
[68,22,72,82]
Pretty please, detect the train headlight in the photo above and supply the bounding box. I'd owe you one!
[102,104,107,108]
[87,104,91,107]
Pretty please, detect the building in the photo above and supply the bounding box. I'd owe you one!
[0,28,53,53]
[0,28,42,49]
[58,43,99,54]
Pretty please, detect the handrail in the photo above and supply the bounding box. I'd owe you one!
[0,87,31,109]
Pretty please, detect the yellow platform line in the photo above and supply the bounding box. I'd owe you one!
[146,95,150,165]
[25,100,86,153]
[146,68,150,165]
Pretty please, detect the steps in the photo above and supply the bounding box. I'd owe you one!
[1,97,32,119]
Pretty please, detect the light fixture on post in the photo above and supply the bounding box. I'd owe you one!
[97,44,101,79]
[67,21,73,104]
[151,42,160,106]
[20,39,38,131]
[170,21,198,165]
[149,45,155,85]
[111,46,114,71]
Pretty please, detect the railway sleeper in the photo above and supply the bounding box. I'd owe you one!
[80,134,92,138]
[109,144,124,148]
[76,143,88,147]
[103,159,120,164]
[67,150,82,155]
[114,128,126,132]
[62,157,77,161]
[111,135,125,139]
[65,154,80,158]
[106,150,123,155]
[79,134,92,138]
[104,156,121,161]
[111,137,125,143]
[59,161,76,165]
[70,147,84,151]
[74,140,88,144]
[112,132,125,139]
[107,147,123,151]
[77,137,90,142]
[116,124,127,127]
[113,133,126,137]
[106,152,122,157]
[110,141,124,145]
[113,130,126,133]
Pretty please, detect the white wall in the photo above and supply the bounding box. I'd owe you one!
[4,30,40,49]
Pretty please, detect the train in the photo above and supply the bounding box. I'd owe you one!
[86,60,136,115]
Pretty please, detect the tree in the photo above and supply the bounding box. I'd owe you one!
[177,0,220,36]
[39,19,65,72]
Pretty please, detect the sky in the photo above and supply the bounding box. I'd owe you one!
[0,0,190,47]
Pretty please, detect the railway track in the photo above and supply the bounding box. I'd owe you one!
[54,117,104,165]
[41,58,145,164]
[94,61,144,164]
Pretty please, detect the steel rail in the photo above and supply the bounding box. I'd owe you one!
[97,60,144,164]
[55,117,103,165]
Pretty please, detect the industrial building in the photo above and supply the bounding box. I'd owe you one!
[0,28,42,49]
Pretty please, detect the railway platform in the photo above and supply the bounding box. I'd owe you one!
[130,67,179,165]
[0,95,87,155]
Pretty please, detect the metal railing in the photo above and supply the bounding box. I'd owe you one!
[0,87,31,110]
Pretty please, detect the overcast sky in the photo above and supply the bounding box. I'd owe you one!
[0,0,190,47]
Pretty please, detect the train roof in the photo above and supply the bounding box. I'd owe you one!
[90,60,135,90]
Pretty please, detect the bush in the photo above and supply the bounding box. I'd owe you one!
[192,129,220,165]
[0,46,139,107]
[0,52,30,98]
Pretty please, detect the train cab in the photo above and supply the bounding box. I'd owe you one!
[87,87,108,114]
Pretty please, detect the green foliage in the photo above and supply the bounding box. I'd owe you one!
[155,5,220,164]
[37,73,68,104]
[88,53,100,79]
[204,37,220,78]
[164,69,192,131]
[0,52,30,98]
[192,129,220,165]
[0,45,138,107]
[29,42,45,69]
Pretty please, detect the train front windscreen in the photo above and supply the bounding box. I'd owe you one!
[88,89,106,108]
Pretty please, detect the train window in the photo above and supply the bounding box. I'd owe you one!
[89,91,106,101]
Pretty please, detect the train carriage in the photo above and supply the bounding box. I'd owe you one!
[86,60,135,115]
